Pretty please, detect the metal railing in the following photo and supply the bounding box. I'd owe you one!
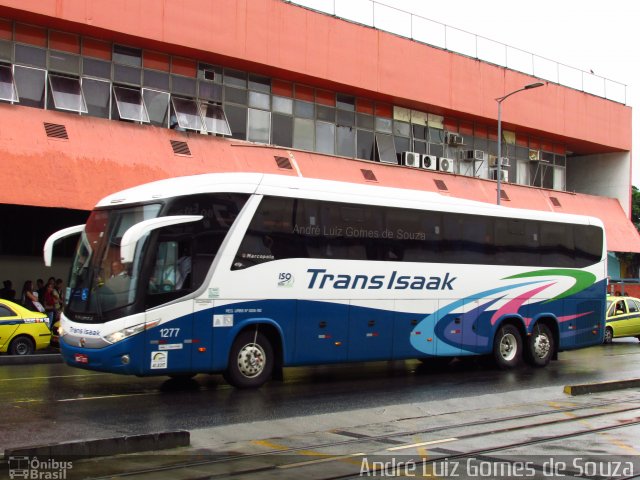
[284,0,627,105]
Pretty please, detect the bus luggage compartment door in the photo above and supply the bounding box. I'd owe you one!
[294,300,348,364]
[145,302,194,374]
[347,300,393,361]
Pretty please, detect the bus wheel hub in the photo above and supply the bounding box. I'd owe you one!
[237,344,265,378]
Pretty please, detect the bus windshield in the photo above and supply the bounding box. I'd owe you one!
[67,204,162,320]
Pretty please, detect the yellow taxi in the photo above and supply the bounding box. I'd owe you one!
[604,295,640,344]
[0,298,52,355]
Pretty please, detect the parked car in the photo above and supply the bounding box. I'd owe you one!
[604,295,640,344]
[0,298,52,355]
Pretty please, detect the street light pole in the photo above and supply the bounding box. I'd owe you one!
[495,82,544,205]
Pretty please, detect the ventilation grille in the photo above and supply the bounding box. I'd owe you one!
[275,156,293,170]
[499,189,510,201]
[549,196,561,207]
[170,140,191,156]
[434,179,448,191]
[360,169,378,182]
[43,122,68,140]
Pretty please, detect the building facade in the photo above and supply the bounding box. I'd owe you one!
[0,0,638,288]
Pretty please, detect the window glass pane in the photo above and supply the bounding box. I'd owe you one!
[316,121,335,154]
[375,133,397,164]
[224,103,247,140]
[82,57,111,79]
[198,81,222,102]
[48,51,80,75]
[247,108,270,142]
[337,109,355,126]
[394,136,410,162]
[337,125,355,157]
[198,62,221,82]
[412,124,427,140]
[413,140,427,154]
[248,91,270,110]
[171,75,196,97]
[429,143,444,157]
[15,44,46,68]
[294,100,314,119]
[0,40,11,61]
[225,85,247,105]
[293,117,314,150]
[555,154,566,167]
[357,129,374,160]
[170,96,201,130]
[82,77,110,118]
[48,74,87,113]
[552,166,565,191]
[248,74,270,93]
[375,116,392,133]
[113,44,141,67]
[114,64,141,85]
[272,95,293,114]
[201,102,232,135]
[429,127,445,143]
[13,65,46,108]
[272,113,293,147]
[223,68,247,88]
[143,69,170,91]
[317,105,335,122]
[113,86,150,122]
[394,121,410,137]
[357,113,374,129]
[143,88,169,127]
[0,65,18,102]
[336,93,355,111]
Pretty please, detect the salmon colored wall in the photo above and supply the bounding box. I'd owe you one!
[0,104,638,252]
[0,0,631,151]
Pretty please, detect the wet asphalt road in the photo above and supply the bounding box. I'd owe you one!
[1,339,639,452]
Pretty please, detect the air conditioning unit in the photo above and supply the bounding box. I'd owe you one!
[447,132,464,145]
[488,156,510,167]
[421,154,437,170]
[461,149,486,162]
[528,149,542,162]
[401,151,421,168]
[491,169,509,182]
[438,157,455,173]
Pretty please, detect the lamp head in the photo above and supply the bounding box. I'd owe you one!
[524,82,545,89]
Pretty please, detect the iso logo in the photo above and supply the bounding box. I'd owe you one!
[278,272,294,287]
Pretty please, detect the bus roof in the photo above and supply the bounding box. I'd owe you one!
[96,172,603,227]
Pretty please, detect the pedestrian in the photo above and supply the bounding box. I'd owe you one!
[0,280,16,301]
[20,280,43,312]
[42,280,57,327]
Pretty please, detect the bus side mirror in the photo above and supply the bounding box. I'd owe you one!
[120,215,203,263]
[43,225,85,267]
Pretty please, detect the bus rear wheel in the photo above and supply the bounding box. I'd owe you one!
[603,327,614,344]
[493,324,522,369]
[224,330,273,388]
[525,323,554,367]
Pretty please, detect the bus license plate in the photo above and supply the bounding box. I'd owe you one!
[75,354,89,364]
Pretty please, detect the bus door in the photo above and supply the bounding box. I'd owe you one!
[347,300,393,361]
[392,299,438,358]
[294,301,348,364]
[191,299,215,371]
[144,302,194,374]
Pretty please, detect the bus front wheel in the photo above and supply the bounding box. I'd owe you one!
[493,324,522,369]
[224,330,274,388]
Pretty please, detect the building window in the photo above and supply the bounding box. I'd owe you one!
[171,96,202,131]
[143,88,169,127]
[82,77,110,118]
[113,44,142,68]
[48,74,88,113]
[0,64,18,102]
[201,102,231,135]
[247,108,270,143]
[272,113,293,147]
[13,65,46,108]
[113,85,149,123]
[293,117,314,151]
[225,103,247,140]
[315,121,335,154]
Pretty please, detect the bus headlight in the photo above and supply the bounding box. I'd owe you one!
[104,324,145,344]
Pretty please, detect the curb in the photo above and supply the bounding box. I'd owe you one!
[564,378,640,396]
[3,431,190,459]
[0,352,63,366]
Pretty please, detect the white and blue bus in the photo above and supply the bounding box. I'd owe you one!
[45,173,606,387]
